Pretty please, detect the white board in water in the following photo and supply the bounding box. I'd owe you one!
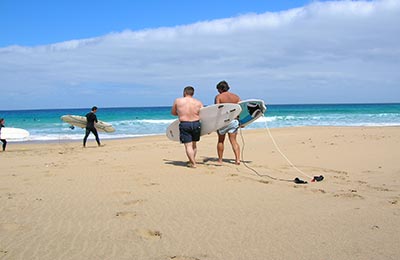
[0,127,30,140]
[61,115,116,133]
[238,99,267,127]
[166,103,242,142]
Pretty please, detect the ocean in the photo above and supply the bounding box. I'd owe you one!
[0,103,399,142]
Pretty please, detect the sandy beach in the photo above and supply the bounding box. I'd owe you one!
[0,126,399,260]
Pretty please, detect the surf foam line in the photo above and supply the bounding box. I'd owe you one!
[239,116,324,184]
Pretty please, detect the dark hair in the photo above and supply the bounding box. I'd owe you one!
[216,80,230,92]
[0,118,4,122]
[91,106,98,111]
[183,86,195,96]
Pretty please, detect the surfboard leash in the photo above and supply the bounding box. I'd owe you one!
[239,118,324,184]
[239,127,297,183]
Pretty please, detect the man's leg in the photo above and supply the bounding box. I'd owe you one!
[83,129,90,147]
[1,139,6,151]
[228,132,240,165]
[184,142,197,167]
[217,134,225,163]
[92,128,101,146]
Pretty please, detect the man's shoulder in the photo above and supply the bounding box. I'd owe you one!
[217,92,240,103]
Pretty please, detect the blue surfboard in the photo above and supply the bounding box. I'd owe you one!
[238,99,267,127]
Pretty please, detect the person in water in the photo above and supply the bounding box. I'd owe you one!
[171,86,204,168]
[0,118,7,151]
[83,106,102,147]
[214,80,241,165]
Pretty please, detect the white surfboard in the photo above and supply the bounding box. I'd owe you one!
[0,127,30,140]
[238,99,267,127]
[61,115,116,133]
[166,103,242,142]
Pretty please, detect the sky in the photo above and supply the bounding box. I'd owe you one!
[1,0,399,110]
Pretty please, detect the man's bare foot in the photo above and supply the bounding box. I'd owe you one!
[235,160,241,165]
[187,162,197,168]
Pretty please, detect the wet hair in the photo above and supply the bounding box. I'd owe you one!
[216,80,230,92]
[183,86,195,96]
[91,106,98,111]
[0,118,3,122]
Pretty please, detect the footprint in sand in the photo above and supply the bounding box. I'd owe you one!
[169,256,201,260]
[123,199,146,206]
[134,228,162,240]
[115,211,138,218]
[112,191,132,196]
[311,188,327,194]
[333,191,364,199]
[388,198,398,205]
[258,180,270,184]
[144,182,160,187]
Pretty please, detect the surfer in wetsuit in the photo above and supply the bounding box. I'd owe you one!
[0,118,7,151]
[171,86,204,168]
[215,81,241,165]
[83,106,101,147]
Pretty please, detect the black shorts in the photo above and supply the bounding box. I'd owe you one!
[179,121,201,143]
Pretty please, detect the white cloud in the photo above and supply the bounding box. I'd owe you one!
[1,0,399,109]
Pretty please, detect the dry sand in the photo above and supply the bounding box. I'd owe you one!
[0,127,399,260]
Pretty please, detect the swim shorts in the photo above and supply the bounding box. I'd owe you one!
[179,121,201,143]
[217,119,239,135]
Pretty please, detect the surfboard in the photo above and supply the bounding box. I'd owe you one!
[238,99,267,127]
[61,115,116,133]
[0,127,30,140]
[166,103,242,142]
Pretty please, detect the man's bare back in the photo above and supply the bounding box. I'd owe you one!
[171,96,203,122]
[215,92,240,104]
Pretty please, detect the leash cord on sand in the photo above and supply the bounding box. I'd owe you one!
[239,115,323,183]
[239,127,293,182]
[263,118,313,180]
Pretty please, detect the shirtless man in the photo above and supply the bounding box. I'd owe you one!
[214,81,241,165]
[171,86,204,168]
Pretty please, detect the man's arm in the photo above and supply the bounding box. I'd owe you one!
[214,95,220,104]
[171,100,178,116]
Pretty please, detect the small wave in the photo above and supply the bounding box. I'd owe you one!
[111,119,174,126]
[28,133,162,141]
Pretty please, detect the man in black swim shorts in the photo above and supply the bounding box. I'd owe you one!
[179,121,201,143]
[171,86,203,168]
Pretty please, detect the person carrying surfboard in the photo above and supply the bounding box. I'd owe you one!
[215,81,241,165]
[83,106,102,148]
[171,86,204,168]
[0,118,7,151]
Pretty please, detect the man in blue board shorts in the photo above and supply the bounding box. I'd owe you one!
[83,106,102,147]
[215,81,241,165]
[171,86,204,168]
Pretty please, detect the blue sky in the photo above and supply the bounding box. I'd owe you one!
[1,0,399,110]
[0,0,315,47]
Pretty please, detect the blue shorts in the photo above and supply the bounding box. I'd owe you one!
[217,119,239,135]
[179,121,201,143]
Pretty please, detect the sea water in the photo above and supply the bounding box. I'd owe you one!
[0,103,399,142]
